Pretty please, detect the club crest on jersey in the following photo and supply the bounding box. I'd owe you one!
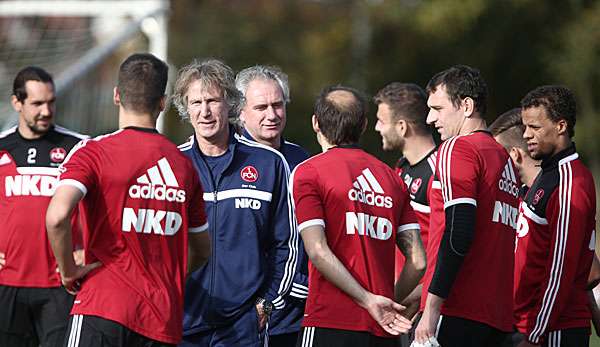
[348,168,393,208]
[532,189,544,205]
[410,178,422,195]
[240,166,258,183]
[50,147,67,163]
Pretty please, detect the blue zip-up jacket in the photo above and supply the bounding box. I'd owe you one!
[179,127,297,335]
[241,131,310,335]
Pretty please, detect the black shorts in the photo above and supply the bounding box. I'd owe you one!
[502,328,589,347]
[437,315,509,347]
[295,326,396,347]
[63,315,175,347]
[0,285,73,347]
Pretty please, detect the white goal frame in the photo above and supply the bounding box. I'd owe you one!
[0,0,170,132]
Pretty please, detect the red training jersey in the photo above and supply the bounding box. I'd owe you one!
[394,149,436,281]
[425,131,519,332]
[514,146,595,344]
[0,125,86,287]
[58,127,208,344]
[291,146,419,337]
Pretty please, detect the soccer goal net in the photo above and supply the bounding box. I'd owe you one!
[0,0,169,135]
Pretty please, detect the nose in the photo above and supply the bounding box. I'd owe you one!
[265,105,278,120]
[375,120,382,132]
[200,102,211,118]
[426,110,437,125]
[40,103,52,117]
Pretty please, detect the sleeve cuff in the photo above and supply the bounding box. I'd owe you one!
[189,222,209,233]
[298,219,325,232]
[57,179,88,196]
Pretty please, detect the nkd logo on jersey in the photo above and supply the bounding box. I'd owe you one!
[128,157,186,203]
[5,167,59,197]
[348,168,393,208]
[122,208,182,236]
[346,212,393,240]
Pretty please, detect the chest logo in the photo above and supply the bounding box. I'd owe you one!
[240,166,259,183]
[410,178,422,195]
[532,189,544,205]
[50,147,67,163]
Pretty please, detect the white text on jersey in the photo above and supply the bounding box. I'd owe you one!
[122,208,182,235]
[5,175,57,197]
[235,198,262,210]
[348,168,393,208]
[492,200,518,230]
[346,212,393,240]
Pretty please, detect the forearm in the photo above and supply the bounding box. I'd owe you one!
[309,244,370,307]
[187,233,210,275]
[46,210,77,278]
[395,266,423,303]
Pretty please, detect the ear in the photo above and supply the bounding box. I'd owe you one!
[396,119,408,137]
[113,87,120,106]
[509,147,523,164]
[158,95,166,113]
[462,97,475,118]
[312,115,320,133]
[556,119,568,136]
[10,95,22,113]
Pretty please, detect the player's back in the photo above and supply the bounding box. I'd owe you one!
[292,146,416,336]
[436,131,518,332]
[58,127,204,344]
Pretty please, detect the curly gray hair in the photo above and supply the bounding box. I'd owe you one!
[172,58,242,121]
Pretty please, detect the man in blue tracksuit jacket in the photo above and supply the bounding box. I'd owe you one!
[236,65,310,347]
[173,59,297,347]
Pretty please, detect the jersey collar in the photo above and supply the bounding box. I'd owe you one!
[123,126,158,133]
[541,144,577,171]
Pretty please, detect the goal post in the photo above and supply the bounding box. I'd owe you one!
[0,0,170,133]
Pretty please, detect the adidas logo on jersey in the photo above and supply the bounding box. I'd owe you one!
[128,158,186,203]
[498,159,519,198]
[347,168,393,208]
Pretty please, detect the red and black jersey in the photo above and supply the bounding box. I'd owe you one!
[0,125,86,287]
[514,145,595,344]
[424,131,519,332]
[58,127,208,344]
[291,146,419,337]
[394,149,436,280]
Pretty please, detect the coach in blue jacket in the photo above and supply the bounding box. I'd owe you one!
[236,65,310,347]
[173,58,298,347]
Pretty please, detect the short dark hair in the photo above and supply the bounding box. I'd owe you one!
[489,108,526,151]
[520,85,576,137]
[373,82,430,135]
[13,66,54,102]
[117,53,168,115]
[314,85,367,145]
[426,64,488,116]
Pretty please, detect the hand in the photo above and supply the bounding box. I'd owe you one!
[73,249,85,266]
[516,340,540,347]
[414,305,440,343]
[61,262,101,295]
[255,304,268,331]
[0,252,5,270]
[362,293,412,335]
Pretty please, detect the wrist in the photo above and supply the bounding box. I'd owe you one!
[255,297,273,316]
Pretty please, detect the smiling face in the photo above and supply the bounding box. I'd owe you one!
[521,105,564,160]
[12,81,55,138]
[186,80,230,145]
[239,78,286,148]
[375,102,404,151]
[426,85,464,141]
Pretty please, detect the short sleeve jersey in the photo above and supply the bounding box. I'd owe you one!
[514,146,595,344]
[430,131,519,332]
[58,127,207,344]
[291,146,418,337]
[394,149,436,280]
[0,125,86,287]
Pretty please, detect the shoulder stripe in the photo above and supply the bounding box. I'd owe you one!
[410,200,431,214]
[178,136,194,151]
[54,125,89,139]
[522,203,548,225]
[529,161,573,343]
[438,136,461,203]
[444,197,477,209]
[0,126,17,139]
